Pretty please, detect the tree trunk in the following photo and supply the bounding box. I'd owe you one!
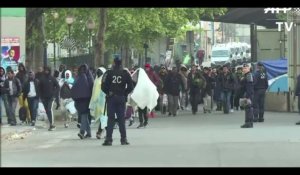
[26,8,45,71]
[94,8,107,67]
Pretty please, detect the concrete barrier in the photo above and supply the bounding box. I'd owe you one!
[265,92,289,112]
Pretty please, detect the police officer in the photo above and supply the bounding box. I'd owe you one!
[240,64,254,128]
[101,55,133,146]
[253,62,268,122]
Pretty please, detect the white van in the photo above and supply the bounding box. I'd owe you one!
[211,44,232,66]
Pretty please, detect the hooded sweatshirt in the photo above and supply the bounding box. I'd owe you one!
[16,63,28,87]
[39,67,59,99]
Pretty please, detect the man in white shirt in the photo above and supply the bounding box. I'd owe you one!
[23,71,39,126]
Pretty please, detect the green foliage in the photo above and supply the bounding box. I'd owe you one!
[39,8,227,55]
[44,8,98,50]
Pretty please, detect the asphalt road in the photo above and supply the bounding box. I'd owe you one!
[1,109,300,167]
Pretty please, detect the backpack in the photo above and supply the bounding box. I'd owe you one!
[19,107,27,122]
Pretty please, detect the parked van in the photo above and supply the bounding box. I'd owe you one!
[211,44,232,66]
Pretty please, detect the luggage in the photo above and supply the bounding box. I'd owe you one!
[19,107,27,122]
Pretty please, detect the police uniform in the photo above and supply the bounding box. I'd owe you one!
[253,63,268,122]
[240,64,254,128]
[101,55,133,146]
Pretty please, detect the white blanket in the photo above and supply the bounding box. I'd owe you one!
[130,68,159,111]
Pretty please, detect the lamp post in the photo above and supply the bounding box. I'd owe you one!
[43,41,48,67]
[52,12,59,69]
[86,19,95,55]
[65,15,74,58]
[143,43,148,65]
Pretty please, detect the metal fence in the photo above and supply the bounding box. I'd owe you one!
[60,54,94,68]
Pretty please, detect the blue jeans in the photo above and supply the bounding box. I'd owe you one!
[27,97,39,122]
[221,91,232,114]
[79,112,91,136]
[7,96,18,124]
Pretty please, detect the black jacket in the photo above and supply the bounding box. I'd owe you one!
[3,77,22,97]
[101,66,133,97]
[0,67,6,95]
[253,70,269,90]
[165,72,184,96]
[240,72,254,100]
[39,74,59,99]
[23,79,40,99]
[220,72,235,91]
[203,73,215,96]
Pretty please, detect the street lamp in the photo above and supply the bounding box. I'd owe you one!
[86,19,95,55]
[65,15,74,58]
[43,41,48,67]
[52,12,59,69]
[143,43,148,65]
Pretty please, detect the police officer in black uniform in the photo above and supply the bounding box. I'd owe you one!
[101,55,133,146]
[253,62,268,122]
[240,64,254,128]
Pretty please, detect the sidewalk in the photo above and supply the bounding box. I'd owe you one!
[1,116,57,141]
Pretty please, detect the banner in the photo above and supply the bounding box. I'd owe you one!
[1,37,20,71]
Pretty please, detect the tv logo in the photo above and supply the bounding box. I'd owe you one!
[276,22,296,32]
[264,8,300,32]
[264,8,292,14]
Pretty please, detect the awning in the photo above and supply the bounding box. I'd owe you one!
[201,8,279,29]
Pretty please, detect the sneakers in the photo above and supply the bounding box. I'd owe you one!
[76,123,81,129]
[296,121,300,125]
[137,123,144,128]
[78,133,84,139]
[128,119,134,127]
[48,125,56,131]
[84,134,92,139]
[102,140,112,146]
[121,141,130,145]
[10,123,17,126]
[143,121,148,127]
[258,118,264,122]
[241,123,253,128]
[230,109,234,113]
[31,121,36,126]
[96,131,102,139]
